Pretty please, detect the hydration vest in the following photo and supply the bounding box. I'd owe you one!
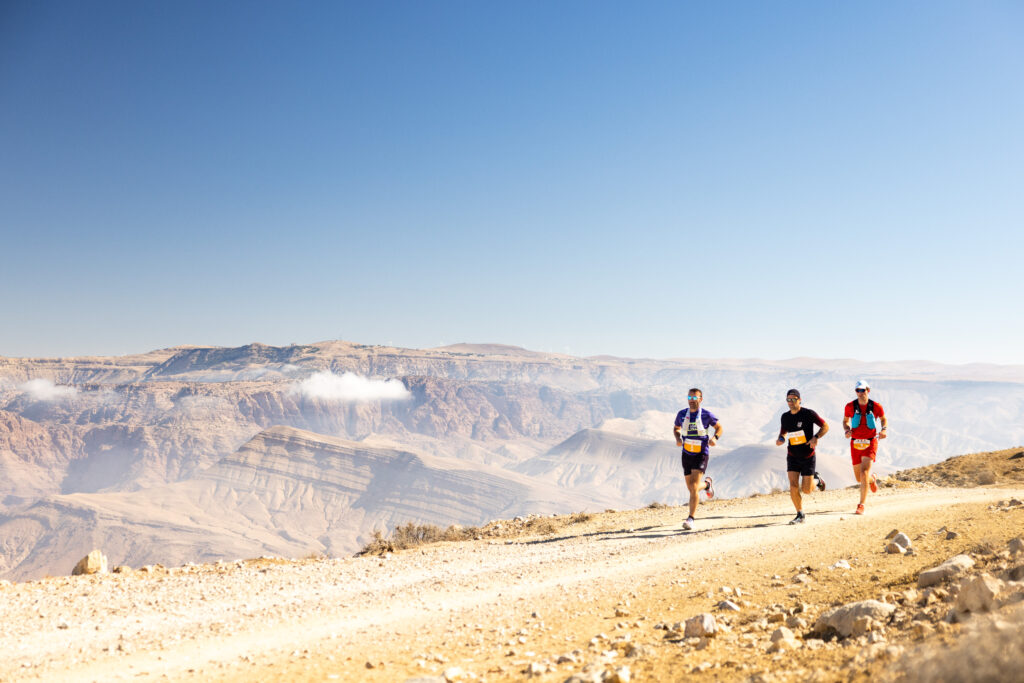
[679,408,709,437]
[850,400,877,430]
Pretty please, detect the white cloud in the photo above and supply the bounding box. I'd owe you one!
[19,378,78,401]
[290,371,411,403]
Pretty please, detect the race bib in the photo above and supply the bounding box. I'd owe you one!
[683,438,703,453]
[786,431,807,446]
[853,439,872,450]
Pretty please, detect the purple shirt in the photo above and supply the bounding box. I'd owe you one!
[674,408,719,456]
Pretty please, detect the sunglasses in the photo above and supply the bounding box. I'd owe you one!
[687,396,700,400]
[855,389,867,394]
[786,397,800,402]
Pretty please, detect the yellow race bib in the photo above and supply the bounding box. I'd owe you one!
[683,438,703,453]
[853,438,872,450]
[786,431,807,446]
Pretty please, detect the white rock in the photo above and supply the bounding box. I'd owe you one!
[604,666,632,683]
[918,555,975,588]
[72,550,108,576]
[886,542,907,555]
[684,613,716,638]
[830,560,852,570]
[444,666,465,681]
[956,574,1003,613]
[718,600,741,611]
[892,533,912,549]
[814,600,895,638]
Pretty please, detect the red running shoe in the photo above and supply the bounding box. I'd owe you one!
[855,503,865,515]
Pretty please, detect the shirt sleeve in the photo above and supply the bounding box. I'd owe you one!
[674,411,684,427]
[874,403,885,418]
[844,402,854,418]
[704,410,718,427]
[811,410,825,427]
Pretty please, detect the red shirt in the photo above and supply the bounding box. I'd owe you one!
[845,400,884,439]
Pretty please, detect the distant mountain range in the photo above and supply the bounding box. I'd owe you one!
[2,340,1023,579]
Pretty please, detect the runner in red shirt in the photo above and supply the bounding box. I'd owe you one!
[842,380,888,515]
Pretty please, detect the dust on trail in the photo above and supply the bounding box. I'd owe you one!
[5,483,1023,683]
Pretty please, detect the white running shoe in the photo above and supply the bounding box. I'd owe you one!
[682,517,694,530]
[704,476,715,499]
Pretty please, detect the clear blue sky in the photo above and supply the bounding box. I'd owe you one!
[3,1,1022,363]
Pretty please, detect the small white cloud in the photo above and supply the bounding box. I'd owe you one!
[290,371,411,403]
[19,378,78,401]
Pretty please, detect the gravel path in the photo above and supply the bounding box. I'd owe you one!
[2,484,1020,682]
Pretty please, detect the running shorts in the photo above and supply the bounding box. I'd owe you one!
[787,454,816,477]
[681,451,709,475]
[850,437,878,464]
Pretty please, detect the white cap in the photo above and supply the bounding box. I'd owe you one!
[855,380,870,390]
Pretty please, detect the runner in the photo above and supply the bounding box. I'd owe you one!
[673,388,723,530]
[775,389,828,524]
[843,380,888,514]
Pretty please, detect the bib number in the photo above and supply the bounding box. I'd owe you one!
[853,439,872,450]
[786,431,807,446]
[683,438,703,453]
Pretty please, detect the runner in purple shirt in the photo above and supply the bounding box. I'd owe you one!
[673,387,723,530]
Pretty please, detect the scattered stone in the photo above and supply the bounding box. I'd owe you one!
[892,533,912,549]
[946,531,959,540]
[829,560,851,570]
[886,542,907,555]
[443,666,465,681]
[955,574,1003,613]
[1009,538,1024,555]
[792,573,812,584]
[886,529,900,540]
[814,600,896,638]
[604,666,631,683]
[785,615,808,630]
[72,550,108,576]
[684,613,716,638]
[718,600,741,612]
[918,555,975,588]
[112,566,132,574]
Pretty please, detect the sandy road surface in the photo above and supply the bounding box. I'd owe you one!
[3,483,1022,683]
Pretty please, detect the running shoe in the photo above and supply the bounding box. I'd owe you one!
[855,503,865,515]
[704,476,715,499]
[814,472,826,492]
[869,474,878,493]
[682,517,694,530]
[789,512,806,525]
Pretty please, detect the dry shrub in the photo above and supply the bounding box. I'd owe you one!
[976,468,997,485]
[527,519,558,536]
[647,501,668,509]
[568,512,593,524]
[358,523,483,556]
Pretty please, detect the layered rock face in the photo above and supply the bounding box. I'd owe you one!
[2,340,1024,579]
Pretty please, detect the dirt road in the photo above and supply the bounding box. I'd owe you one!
[3,482,1022,683]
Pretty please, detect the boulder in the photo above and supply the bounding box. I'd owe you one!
[886,542,907,555]
[814,600,895,638]
[71,550,108,576]
[955,574,1003,613]
[684,613,716,638]
[1008,537,1024,555]
[918,554,975,588]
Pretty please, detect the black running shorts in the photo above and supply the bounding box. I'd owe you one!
[786,454,816,477]
[681,451,709,475]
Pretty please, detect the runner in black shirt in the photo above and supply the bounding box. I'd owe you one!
[775,389,828,524]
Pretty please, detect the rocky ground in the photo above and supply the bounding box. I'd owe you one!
[2,448,1023,683]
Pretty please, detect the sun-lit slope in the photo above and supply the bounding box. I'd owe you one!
[0,426,616,581]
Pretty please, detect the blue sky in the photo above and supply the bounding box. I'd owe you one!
[2,1,1022,363]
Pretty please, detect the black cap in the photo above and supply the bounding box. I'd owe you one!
[786,389,800,399]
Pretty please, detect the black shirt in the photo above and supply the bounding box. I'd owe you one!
[780,408,825,457]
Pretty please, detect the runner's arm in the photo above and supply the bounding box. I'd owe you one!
[878,414,888,439]
[673,425,683,446]
[810,418,828,445]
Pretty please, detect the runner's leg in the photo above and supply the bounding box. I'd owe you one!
[859,457,873,506]
[788,471,802,512]
[686,471,703,519]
